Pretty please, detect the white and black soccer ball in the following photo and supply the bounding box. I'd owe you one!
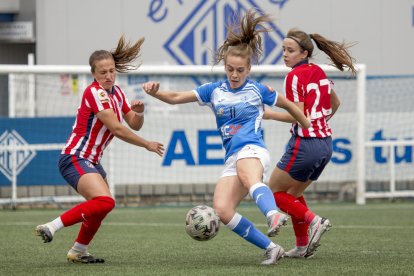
[185,205,220,241]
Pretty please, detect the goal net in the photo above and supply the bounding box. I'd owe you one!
[360,75,414,203]
[0,64,412,205]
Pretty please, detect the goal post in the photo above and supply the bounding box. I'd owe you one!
[356,64,366,205]
[1,63,413,206]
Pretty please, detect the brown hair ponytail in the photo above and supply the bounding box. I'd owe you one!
[89,35,145,73]
[287,28,357,75]
[215,9,273,66]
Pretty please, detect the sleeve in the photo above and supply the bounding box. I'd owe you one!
[284,72,304,103]
[84,86,113,114]
[117,86,132,115]
[194,82,219,105]
[329,79,335,89]
[259,83,278,106]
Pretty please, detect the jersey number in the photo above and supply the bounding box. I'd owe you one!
[306,79,331,119]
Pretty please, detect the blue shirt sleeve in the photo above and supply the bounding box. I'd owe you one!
[194,81,221,105]
[257,82,278,106]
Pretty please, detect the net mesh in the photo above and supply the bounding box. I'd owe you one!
[2,66,413,199]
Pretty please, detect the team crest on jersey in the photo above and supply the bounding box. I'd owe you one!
[98,89,109,103]
[217,107,225,117]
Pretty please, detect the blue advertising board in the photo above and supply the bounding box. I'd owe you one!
[0,117,74,186]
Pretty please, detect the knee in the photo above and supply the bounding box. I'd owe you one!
[274,191,284,203]
[213,203,234,225]
[93,196,115,218]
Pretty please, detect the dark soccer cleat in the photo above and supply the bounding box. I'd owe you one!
[67,250,105,264]
[35,224,53,243]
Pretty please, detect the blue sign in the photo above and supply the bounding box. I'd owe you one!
[0,117,74,186]
[161,129,414,166]
[164,0,286,66]
[372,130,413,164]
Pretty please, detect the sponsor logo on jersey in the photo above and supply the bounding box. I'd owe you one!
[221,124,242,137]
[98,89,109,103]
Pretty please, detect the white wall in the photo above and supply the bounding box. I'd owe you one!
[0,0,19,12]
[36,0,414,75]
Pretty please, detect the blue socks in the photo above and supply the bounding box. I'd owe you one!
[226,213,271,250]
[249,183,278,217]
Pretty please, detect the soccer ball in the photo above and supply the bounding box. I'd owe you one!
[185,205,220,241]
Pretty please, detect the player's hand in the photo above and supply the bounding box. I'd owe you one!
[299,110,311,128]
[145,141,165,156]
[130,100,145,114]
[142,82,160,96]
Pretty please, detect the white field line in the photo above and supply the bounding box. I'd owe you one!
[0,221,413,229]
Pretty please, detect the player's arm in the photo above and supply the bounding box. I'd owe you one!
[327,89,340,121]
[124,100,145,131]
[142,81,197,104]
[264,106,297,123]
[275,94,310,128]
[97,109,164,156]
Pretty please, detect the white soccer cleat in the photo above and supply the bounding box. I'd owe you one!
[35,224,54,243]
[283,246,314,259]
[261,244,285,265]
[267,212,289,237]
[306,216,332,256]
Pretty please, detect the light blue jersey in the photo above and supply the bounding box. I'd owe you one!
[194,79,278,161]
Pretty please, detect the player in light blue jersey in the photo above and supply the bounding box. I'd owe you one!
[143,10,310,265]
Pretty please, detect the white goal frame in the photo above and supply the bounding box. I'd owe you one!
[360,140,414,204]
[1,63,409,206]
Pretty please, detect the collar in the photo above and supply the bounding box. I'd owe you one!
[93,79,115,94]
[292,59,309,69]
[225,79,249,92]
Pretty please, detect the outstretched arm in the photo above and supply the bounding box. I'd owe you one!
[275,94,310,128]
[264,106,296,123]
[97,109,164,156]
[142,81,198,104]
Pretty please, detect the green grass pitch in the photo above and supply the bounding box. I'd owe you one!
[1,202,413,275]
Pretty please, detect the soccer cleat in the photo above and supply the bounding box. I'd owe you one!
[67,250,105,264]
[306,216,332,256]
[283,246,314,259]
[267,212,289,237]
[35,224,53,243]
[261,244,285,265]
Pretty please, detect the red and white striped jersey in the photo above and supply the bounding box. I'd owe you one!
[62,81,132,163]
[283,63,333,138]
